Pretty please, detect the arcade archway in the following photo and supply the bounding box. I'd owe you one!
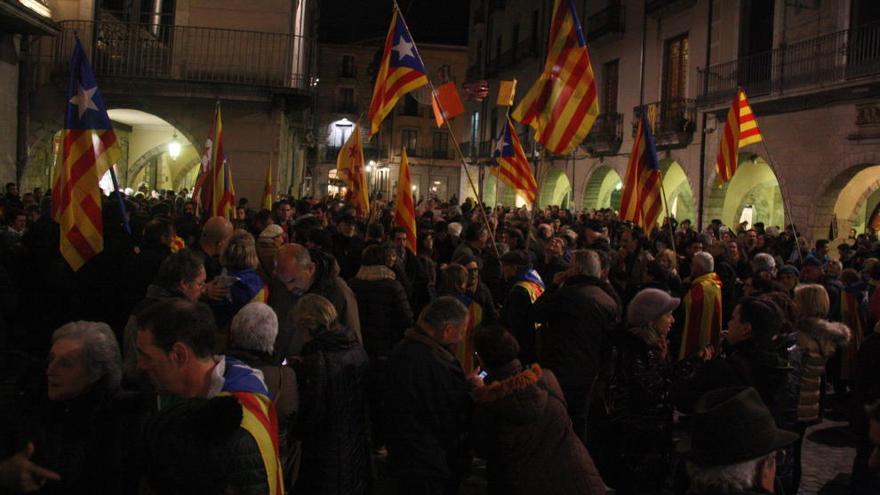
[582,165,622,211]
[538,166,571,208]
[706,156,784,230]
[659,160,696,223]
[822,165,880,243]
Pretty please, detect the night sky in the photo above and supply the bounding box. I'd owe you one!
[319,0,471,46]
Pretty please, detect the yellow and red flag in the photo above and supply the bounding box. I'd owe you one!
[367,7,429,136]
[715,88,763,184]
[336,123,370,216]
[52,37,121,271]
[491,117,537,205]
[394,148,417,253]
[194,103,235,219]
[620,109,663,233]
[261,162,273,211]
[511,0,599,155]
[679,272,723,360]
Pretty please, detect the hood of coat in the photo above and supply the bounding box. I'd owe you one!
[355,265,397,281]
[797,317,851,357]
[473,364,547,425]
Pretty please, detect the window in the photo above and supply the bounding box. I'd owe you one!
[401,130,418,155]
[336,87,355,113]
[340,55,356,77]
[494,35,503,69]
[662,34,689,102]
[432,132,449,159]
[470,111,480,155]
[437,64,453,83]
[602,59,619,114]
[401,94,420,117]
[511,24,519,59]
[490,108,499,141]
[476,40,483,66]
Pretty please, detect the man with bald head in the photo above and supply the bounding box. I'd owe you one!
[194,216,234,300]
[269,243,361,360]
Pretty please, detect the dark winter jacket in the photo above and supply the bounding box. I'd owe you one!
[472,362,606,495]
[532,274,620,397]
[385,326,473,481]
[348,265,414,357]
[295,326,370,495]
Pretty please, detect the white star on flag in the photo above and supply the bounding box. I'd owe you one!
[69,84,99,119]
[393,36,415,62]
[494,134,507,156]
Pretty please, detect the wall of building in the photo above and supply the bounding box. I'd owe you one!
[0,34,19,187]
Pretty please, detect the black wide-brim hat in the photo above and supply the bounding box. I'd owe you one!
[677,387,799,466]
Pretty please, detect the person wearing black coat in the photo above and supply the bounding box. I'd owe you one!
[531,249,620,444]
[385,297,475,495]
[471,325,607,495]
[348,243,414,448]
[292,294,370,495]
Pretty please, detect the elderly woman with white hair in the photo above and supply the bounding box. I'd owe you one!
[7,321,150,494]
[227,302,300,490]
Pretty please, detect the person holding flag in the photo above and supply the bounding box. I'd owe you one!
[193,103,235,220]
[620,109,663,233]
[491,117,538,205]
[394,148,418,255]
[336,122,370,216]
[52,37,123,271]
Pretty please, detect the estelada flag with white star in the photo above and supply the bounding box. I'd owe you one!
[51,37,121,271]
[336,122,370,216]
[491,117,537,205]
[367,7,429,136]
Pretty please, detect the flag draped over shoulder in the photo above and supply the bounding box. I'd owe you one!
[394,148,417,254]
[261,162,273,211]
[195,105,235,219]
[511,0,599,155]
[52,37,121,271]
[620,110,663,232]
[715,88,763,184]
[491,117,537,205]
[367,8,429,136]
[336,123,370,216]
[679,272,723,360]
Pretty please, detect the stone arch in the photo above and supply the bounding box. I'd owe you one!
[538,165,572,208]
[172,158,203,191]
[706,155,784,229]
[581,164,623,212]
[813,164,880,246]
[125,139,198,190]
[659,159,696,223]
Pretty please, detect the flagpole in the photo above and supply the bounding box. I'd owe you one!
[758,139,805,264]
[696,0,715,231]
[389,2,500,258]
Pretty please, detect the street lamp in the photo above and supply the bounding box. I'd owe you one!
[168,132,181,160]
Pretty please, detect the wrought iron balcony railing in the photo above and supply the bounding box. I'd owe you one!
[632,99,696,149]
[646,0,697,16]
[583,112,623,155]
[587,4,625,41]
[698,20,880,105]
[32,20,315,90]
[487,37,538,77]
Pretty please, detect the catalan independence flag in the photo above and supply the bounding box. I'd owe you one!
[52,37,121,271]
[394,148,417,254]
[679,272,723,360]
[367,7,429,136]
[261,162,273,211]
[511,0,599,155]
[715,88,763,184]
[491,117,537,205]
[336,122,370,216]
[620,109,663,232]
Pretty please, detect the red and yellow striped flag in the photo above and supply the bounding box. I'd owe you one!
[511,0,599,155]
[223,391,284,495]
[52,38,121,271]
[261,162,273,211]
[394,148,417,254]
[715,88,763,184]
[679,272,723,360]
[367,8,429,136]
[194,104,235,219]
[491,117,537,205]
[336,123,370,216]
[620,110,663,233]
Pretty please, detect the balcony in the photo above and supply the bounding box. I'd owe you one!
[632,98,696,149]
[587,4,625,41]
[33,20,315,91]
[646,0,697,17]
[487,37,538,76]
[698,21,880,106]
[583,113,623,155]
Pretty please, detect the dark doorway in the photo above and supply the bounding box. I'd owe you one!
[737,0,774,95]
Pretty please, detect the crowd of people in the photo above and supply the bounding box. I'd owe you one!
[0,181,879,495]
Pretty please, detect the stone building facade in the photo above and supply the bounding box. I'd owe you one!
[466,0,880,245]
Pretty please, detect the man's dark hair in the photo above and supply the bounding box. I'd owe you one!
[136,299,216,358]
[867,399,880,423]
[464,222,486,242]
[816,239,829,250]
[4,207,24,224]
[144,218,173,246]
[367,222,385,239]
[474,325,520,368]
[390,226,407,237]
[361,243,392,266]
[154,249,205,291]
[305,227,333,252]
[737,296,783,343]
[295,199,311,216]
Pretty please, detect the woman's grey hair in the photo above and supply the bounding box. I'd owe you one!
[230,302,279,354]
[571,249,601,278]
[692,251,715,277]
[52,321,122,391]
[420,296,468,331]
[686,454,772,492]
[751,252,776,276]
